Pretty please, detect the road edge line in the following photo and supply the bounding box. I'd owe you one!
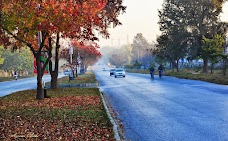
[100,92,121,141]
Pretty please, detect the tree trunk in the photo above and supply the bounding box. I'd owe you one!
[71,67,75,77]
[223,59,227,76]
[202,59,208,73]
[49,59,58,89]
[51,72,58,89]
[75,65,78,77]
[50,33,60,89]
[210,63,214,74]
[171,60,179,72]
[50,44,59,89]
[170,61,174,72]
[36,54,44,100]
[176,60,179,72]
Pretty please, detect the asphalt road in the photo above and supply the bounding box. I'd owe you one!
[93,66,228,141]
[0,74,65,97]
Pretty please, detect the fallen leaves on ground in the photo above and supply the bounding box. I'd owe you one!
[2,96,101,109]
[0,88,114,141]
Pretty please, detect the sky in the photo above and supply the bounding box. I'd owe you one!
[97,0,228,48]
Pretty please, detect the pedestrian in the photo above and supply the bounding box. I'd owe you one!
[149,66,155,79]
[158,64,163,78]
[14,71,18,80]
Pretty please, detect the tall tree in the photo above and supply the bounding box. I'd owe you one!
[1,47,33,74]
[176,0,226,72]
[109,47,128,67]
[132,33,150,64]
[60,40,101,73]
[201,34,225,73]
[0,0,126,99]
[158,0,227,72]
[38,0,126,89]
[157,0,190,71]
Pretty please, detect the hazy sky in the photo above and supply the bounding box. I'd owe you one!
[98,0,228,48]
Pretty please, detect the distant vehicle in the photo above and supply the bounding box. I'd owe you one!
[110,68,116,76]
[103,68,106,71]
[64,69,72,75]
[114,68,125,78]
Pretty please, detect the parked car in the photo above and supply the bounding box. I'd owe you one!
[64,69,72,75]
[110,68,116,76]
[114,68,125,78]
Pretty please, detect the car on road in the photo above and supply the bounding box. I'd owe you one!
[64,69,72,75]
[110,68,116,76]
[114,68,125,78]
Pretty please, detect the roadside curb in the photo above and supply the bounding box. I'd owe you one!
[100,92,121,141]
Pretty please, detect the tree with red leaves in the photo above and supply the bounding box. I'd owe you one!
[0,0,126,99]
[48,0,126,89]
[60,40,101,77]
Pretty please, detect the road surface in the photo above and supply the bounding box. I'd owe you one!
[93,66,228,141]
[0,74,65,97]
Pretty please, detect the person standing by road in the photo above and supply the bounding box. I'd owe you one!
[158,64,163,78]
[14,71,18,80]
[149,66,155,79]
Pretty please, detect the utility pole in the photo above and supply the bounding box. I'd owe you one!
[69,45,73,64]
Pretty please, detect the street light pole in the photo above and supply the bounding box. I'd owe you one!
[68,44,74,81]
[69,45,73,64]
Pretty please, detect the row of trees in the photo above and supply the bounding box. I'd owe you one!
[0,46,33,76]
[102,33,156,68]
[60,40,102,77]
[105,0,228,74]
[156,0,228,74]
[0,0,126,99]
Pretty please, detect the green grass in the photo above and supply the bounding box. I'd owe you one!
[165,70,228,85]
[127,69,228,85]
[46,71,97,86]
[0,77,15,82]
[0,75,35,82]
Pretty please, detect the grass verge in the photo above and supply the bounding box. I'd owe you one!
[0,75,35,82]
[0,72,115,140]
[126,69,228,85]
[165,70,228,85]
[46,71,97,86]
[0,77,15,82]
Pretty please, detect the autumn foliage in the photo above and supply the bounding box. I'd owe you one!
[1,0,126,99]
[1,0,108,47]
[0,0,125,48]
[60,40,102,67]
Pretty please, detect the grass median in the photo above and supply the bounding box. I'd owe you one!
[57,72,97,85]
[0,72,115,140]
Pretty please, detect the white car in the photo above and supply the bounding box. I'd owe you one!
[114,68,126,78]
